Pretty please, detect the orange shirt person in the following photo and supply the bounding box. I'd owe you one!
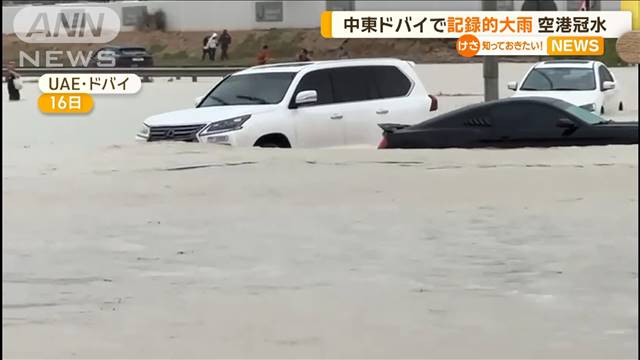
[256,45,272,65]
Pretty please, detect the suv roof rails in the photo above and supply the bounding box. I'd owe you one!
[544,60,592,64]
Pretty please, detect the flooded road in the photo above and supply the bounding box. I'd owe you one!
[2,64,638,358]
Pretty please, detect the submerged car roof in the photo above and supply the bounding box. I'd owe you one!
[233,58,414,75]
[535,60,597,69]
[415,97,573,127]
[500,96,572,107]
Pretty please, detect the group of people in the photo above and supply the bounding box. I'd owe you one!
[255,44,349,66]
[201,29,232,62]
[255,46,312,66]
[201,31,351,65]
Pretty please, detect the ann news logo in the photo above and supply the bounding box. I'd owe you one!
[13,6,120,44]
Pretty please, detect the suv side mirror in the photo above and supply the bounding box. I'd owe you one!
[194,96,204,107]
[294,90,317,106]
[602,81,615,91]
[507,81,518,91]
[557,118,576,128]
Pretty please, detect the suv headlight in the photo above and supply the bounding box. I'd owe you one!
[579,103,596,112]
[201,115,251,135]
[137,124,150,138]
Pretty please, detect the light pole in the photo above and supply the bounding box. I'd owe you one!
[482,0,499,101]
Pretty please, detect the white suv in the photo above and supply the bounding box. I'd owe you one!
[508,60,623,116]
[137,58,437,147]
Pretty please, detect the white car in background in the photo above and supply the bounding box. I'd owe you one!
[507,60,623,116]
[137,58,438,147]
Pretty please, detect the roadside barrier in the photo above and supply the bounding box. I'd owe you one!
[2,66,246,82]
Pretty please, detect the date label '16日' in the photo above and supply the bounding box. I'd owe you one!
[38,93,94,114]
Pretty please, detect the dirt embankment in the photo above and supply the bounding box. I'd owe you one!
[3,28,540,67]
[4,28,625,67]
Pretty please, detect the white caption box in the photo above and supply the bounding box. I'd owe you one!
[39,74,142,94]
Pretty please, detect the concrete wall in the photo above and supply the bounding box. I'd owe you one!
[355,1,482,11]
[2,1,326,34]
[356,1,621,11]
[144,1,252,32]
[3,6,20,34]
[142,1,327,32]
[2,0,623,34]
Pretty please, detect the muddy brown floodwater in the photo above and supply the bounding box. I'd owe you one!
[2,64,638,358]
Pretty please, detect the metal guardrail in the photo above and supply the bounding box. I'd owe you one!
[2,66,247,81]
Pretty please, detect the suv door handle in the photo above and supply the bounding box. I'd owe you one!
[376,109,389,115]
[330,114,343,120]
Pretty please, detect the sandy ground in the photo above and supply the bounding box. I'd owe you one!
[2,64,638,358]
[0,30,550,66]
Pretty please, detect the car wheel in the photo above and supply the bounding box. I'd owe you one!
[619,102,624,111]
[254,134,291,148]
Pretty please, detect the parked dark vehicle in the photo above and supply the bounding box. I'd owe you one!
[87,46,154,67]
[378,97,638,149]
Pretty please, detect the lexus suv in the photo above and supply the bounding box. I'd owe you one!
[137,58,437,148]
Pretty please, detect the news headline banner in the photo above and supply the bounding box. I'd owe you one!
[321,11,632,56]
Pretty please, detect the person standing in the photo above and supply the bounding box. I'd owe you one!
[297,48,312,62]
[208,33,218,61]
[201,34,211,61]
[337,45,350,59]
[219,29,232,61]
[206,32,218,61]
[256,45,272,65]
[5,61,21,101]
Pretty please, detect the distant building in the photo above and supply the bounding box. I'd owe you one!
[2,0,625,34]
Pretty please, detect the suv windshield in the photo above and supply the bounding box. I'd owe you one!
[520,68,596,91]
[200,72,296,107]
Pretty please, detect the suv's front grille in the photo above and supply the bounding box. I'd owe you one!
[148,124,206,142]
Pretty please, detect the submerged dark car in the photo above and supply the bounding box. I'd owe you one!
[87,46,154,68]
[378,97,638,149]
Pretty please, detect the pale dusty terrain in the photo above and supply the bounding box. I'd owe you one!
[2,64,638,358]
